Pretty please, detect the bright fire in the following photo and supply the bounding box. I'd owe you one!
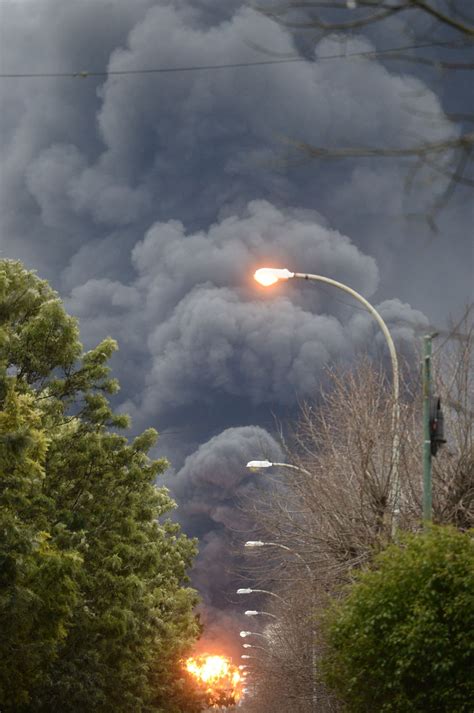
[185,654,242,707]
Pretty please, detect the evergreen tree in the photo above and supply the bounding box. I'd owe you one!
[0,260,200,712]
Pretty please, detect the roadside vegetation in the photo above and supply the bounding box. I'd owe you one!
[0,260,202,713]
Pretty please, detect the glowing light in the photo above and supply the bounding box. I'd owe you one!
[185,653,242,706]
[254,267,294,286]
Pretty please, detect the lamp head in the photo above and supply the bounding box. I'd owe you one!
[245,610,259,617]
[254,267,294,287]
[237,588,253,594]
[244,541,265,548]
[246,460,273,469]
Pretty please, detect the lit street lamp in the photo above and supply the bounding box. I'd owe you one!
[240,631,268,639]
[253,266,401,535]
[243,643,267,652]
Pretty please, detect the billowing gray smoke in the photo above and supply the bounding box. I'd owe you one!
[1,0,470,655]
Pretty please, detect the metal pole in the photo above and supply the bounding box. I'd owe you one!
[293,273,400,536]
[422,335,432,523]
[272,461,311,476]
[264,542,316,711]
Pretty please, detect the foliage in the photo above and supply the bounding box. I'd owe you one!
[0,260,201,712]
[241,343,473,711]
[322,526,474,712]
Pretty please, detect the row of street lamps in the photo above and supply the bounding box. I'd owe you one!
[238,265,402,706]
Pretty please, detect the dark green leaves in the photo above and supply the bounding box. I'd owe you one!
[0,260,201,712]
[322,526,474,712]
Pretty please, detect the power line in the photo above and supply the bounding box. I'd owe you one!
[0,39,469,79]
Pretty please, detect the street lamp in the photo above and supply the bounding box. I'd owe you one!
[253,266,401,535]
[240,631,268,639]
[246,460,310,475]
[244,540,312,576]
[244,538,315,707]
[243,643,267,652]
[237,587,286,602]
[245,610,277,619]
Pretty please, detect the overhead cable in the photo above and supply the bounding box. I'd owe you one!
[0,39,470,79]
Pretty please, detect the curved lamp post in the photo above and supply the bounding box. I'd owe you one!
[246,460,310,476]
[253,267,400,536]
[237,587,287,603]
[245,609,278,619]
[240,630,268,639]
[244,540,312,576]
[243,643,267,652]
[245,538,316,708]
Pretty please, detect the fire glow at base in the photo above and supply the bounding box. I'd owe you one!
[185,654,243,707]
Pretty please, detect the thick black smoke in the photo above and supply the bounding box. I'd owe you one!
[1,0,471,654]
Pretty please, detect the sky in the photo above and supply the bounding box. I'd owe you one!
[1,0,473,659]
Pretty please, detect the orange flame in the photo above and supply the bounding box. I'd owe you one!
[185,653,242,706]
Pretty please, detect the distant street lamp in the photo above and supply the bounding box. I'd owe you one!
[245,609,278,619]
[253,266,401,535]
[240,631,268,639]
[244,540,312,576]
[244,538,315,708]
[243,643,267,652]
[246,460,310,476]
[237,587,286,603]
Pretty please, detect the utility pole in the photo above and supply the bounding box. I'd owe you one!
[422,335,433,523]
[423,333,446,525]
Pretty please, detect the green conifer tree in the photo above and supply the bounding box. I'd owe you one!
[0,260,201,712]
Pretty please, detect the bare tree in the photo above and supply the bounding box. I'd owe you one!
[432,314,474,526]
[251,0,474,228]
[240,328,473,709]
[237,585,340,712]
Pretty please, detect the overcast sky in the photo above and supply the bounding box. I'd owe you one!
[1,0,473,658]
